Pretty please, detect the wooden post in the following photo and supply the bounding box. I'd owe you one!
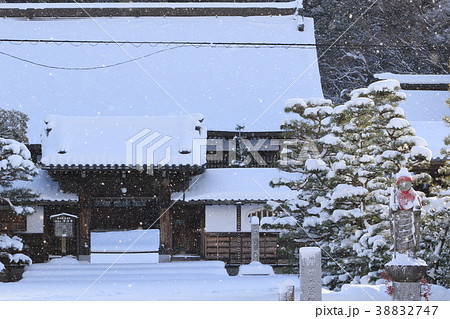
[61,237,67,255]
[78,191,91,262]
[159,177,172,254]
[236,205,242,263]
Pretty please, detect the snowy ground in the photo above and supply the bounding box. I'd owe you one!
[1,257,449,301]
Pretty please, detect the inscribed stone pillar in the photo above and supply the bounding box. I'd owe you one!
[299,247,322,301]
[251,216,260,263]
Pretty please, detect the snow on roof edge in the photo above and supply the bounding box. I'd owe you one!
[0,1,301,10]
[374,73,450,85]
[173,167,300,202]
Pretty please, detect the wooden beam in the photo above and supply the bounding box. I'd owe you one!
[78,191,91,260]
[159,178,172,254]
[236,204,242,232]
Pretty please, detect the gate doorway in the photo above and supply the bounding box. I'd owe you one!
[171,206,203,257]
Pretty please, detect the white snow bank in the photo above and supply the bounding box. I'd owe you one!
[173,168,301,202]
[1,260,449,301]
[48,256,80,265]
[238,261,275,276]
[91,253,159,264]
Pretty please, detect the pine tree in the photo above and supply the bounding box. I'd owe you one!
[322,95,389,289]
[273,80,433,290]
[0,234,32,273]
[352,80,432,176]
[268,98,336,266]
[1,111,37,273]
[0,108,30,144]
[0,138,38,209]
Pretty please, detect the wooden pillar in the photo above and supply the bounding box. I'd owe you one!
[236,204,242,263]
[159,177,172,254]
[78,191,91,262]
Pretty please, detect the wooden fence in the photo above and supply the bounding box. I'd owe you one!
[204,232,285,265]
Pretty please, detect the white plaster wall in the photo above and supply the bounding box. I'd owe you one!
[205,205,236,232]
[240,204,266,232]
[26,206,44,233]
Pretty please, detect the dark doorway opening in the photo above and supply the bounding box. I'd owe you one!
[171,206,203,256]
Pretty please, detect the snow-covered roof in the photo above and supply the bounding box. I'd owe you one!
[399,90,449,158]
[7,169,78,202]
[0,2,301,10]
[173,168,300,202]
[375,73,450,85]
[0,12,323,144]
[41,114,206,166]
[373,73,449,158]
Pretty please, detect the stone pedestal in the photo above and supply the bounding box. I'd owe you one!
[385,264,427,301]
[391,282,421,301]
[299,247,322,301]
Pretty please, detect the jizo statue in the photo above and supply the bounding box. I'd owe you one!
[389,168,423,258]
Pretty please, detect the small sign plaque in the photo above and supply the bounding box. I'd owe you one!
[54,216,74,238]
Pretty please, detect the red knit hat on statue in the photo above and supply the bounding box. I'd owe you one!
[396,168,413,184]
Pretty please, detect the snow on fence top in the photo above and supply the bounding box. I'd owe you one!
[0,14,322,143]
[41,114,206,167]
[173,168,300,202]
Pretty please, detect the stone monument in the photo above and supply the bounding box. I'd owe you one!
[251,216,260,263]
[385,168,427,301]
[299,247,322,301]
[238,216,274,276]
